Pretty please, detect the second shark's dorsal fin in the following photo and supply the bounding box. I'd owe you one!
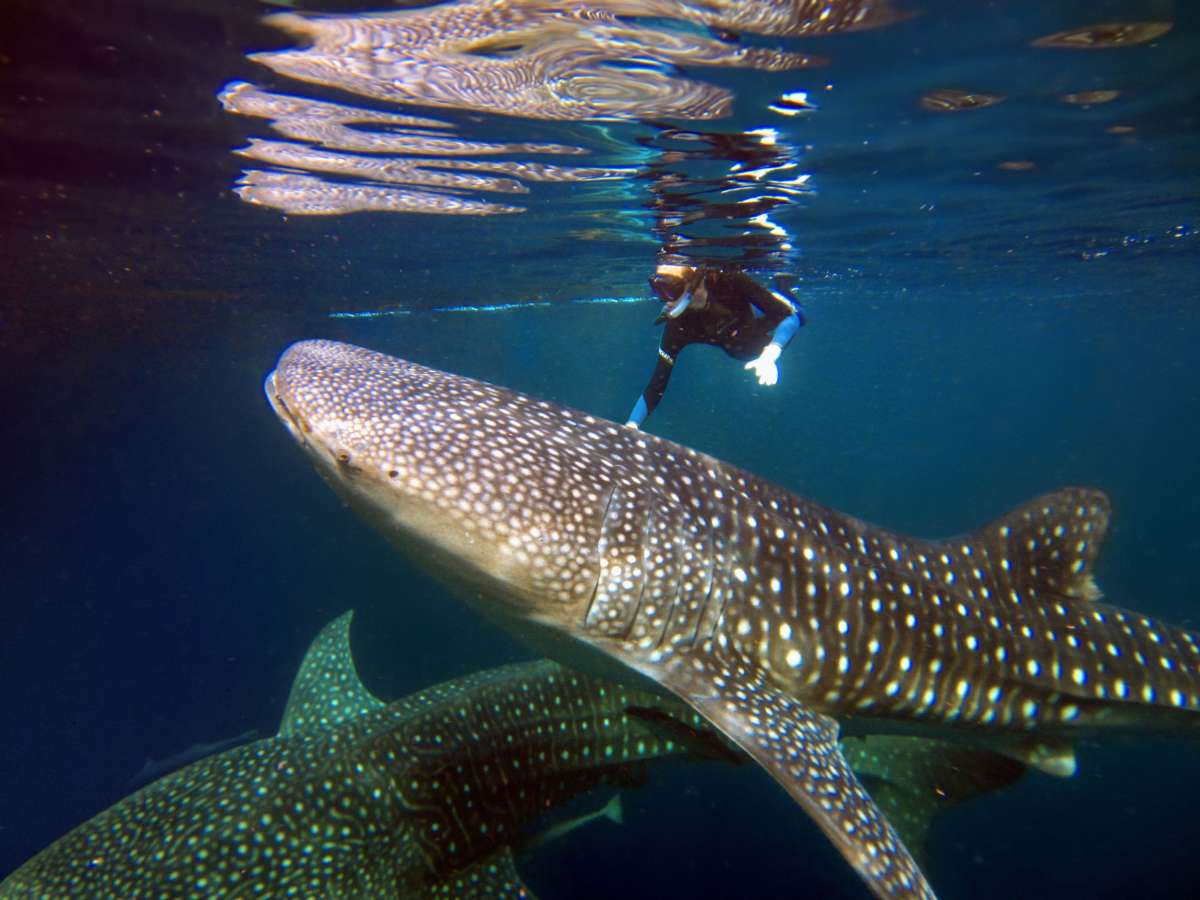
[961,487,1111,602]
[278,610,385,737]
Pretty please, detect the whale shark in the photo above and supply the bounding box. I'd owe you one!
[0,612,726,898]
[0,612,1005,900]
[264,339,1200,899]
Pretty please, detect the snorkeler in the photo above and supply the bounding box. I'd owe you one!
[624,262,804,429]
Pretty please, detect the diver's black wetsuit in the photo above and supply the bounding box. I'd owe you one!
[629,267,802,426]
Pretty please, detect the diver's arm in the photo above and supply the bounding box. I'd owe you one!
[627,325,688,428]
[625,349,675,429]
[626,395,650,429]
[745,310,802,387]
[745,272,801,323]
[767,310,802,351]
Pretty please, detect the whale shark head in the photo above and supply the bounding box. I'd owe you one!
[265,339,641,629]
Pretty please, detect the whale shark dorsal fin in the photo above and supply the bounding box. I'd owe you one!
[623,643,935,900]
[278,610,384,737]
[957,487,1111,602]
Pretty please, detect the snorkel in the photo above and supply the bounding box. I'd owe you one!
[651,264,701,323]
[663,288,693,320]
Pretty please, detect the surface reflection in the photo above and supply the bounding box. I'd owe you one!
[918,89,1005,113]
[221,0,904,218]
[1030,21,1172,49]
[219,81,628,216]
[250,2,822,122]
[639,125,812,269]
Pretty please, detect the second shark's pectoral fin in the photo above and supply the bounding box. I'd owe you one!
[422,848,538,899]
[278,610,385,737]
[623,705,745,766]
[636,644,936,900]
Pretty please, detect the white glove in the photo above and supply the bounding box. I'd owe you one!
[745,344,782,386]
[623,420,640,430]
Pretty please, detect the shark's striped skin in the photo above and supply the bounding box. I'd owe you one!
[265,340,1200,899]
[0,613,717,899]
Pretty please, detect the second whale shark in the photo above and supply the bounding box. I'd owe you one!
[265,339,1200,899]
[0,612,724,898]
[0,609,1005,898]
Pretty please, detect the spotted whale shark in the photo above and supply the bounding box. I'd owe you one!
[0,612,728,898]
[265,339,1200,899]
[0,612,1000,900]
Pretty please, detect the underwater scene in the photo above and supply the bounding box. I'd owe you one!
[3,1,1198,897]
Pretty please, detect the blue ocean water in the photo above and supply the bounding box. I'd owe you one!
[2,1,1198,897]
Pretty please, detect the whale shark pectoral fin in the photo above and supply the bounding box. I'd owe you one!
[422,848,538,899]
[642,645,936,900]
[278,610,385,738]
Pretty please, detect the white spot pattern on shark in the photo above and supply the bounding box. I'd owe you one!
[264,340,1200,899]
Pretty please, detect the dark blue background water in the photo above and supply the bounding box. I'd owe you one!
[3,1,1199,897]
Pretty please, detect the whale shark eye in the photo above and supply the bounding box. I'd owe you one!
[334,451,361,476]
